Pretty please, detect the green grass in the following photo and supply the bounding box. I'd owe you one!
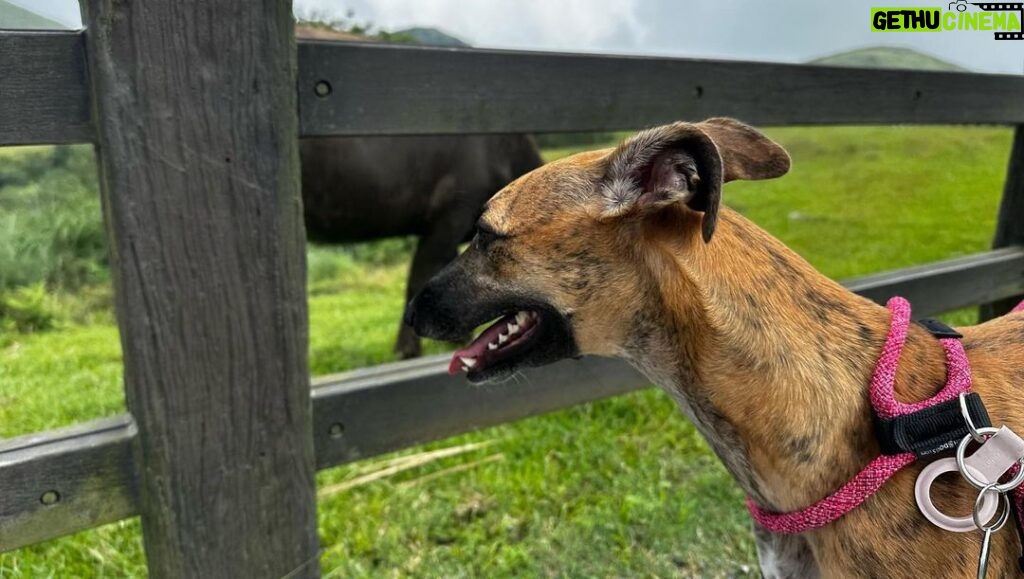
[0,126,1013,577]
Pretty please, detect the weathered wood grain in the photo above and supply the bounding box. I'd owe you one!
[0,31,92,146]
[79,1,319,577]
[981,127,1024,321]
[4,248,1023,551]
[0,416,136,551]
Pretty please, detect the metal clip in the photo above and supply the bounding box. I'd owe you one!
[915,425,1024,531]
[973,485,1010,579]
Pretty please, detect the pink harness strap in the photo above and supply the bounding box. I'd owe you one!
[748,297,975,533]
[746,453,915,533]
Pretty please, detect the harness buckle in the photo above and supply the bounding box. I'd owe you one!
[874,392,992,457]
[917,318,963,339]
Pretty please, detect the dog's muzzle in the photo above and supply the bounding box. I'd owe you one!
[404,272,476,343]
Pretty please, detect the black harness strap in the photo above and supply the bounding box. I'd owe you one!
[917,318,963,340]
[872,318,991,457]
[873,392,991,456]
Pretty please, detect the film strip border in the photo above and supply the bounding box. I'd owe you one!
[972,3,1024,38]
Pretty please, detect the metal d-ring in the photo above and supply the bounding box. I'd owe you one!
[973,484,1010,532]
[959,392,986,444]
[956,428,1024,493]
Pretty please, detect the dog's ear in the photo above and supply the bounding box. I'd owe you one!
[697,117,791,182]
[600,118,790,242]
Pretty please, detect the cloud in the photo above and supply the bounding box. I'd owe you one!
[17,0,1024,75]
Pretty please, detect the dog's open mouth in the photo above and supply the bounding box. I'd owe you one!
[409,288,577,383]
[450,311,544,375]
[448,310,542,376]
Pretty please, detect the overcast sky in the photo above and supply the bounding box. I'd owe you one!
[18,0,1024,74]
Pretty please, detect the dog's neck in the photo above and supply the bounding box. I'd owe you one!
[625,208,947,511]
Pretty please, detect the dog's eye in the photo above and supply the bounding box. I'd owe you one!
[475,220,507,249]
[475,228,499,248]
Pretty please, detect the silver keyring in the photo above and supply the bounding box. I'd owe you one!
[956,428,1024,492]
[959,392,986,443]
[973,484,1010,532]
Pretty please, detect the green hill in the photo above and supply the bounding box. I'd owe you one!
[394,26,469,47]
[810,46,967,71]
[294,22,468,47]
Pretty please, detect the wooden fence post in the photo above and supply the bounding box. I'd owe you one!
[80,2,319,577]
[981,126,1024,321]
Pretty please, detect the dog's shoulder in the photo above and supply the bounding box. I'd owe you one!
[959,311,1024,428]
[960,310,1024,356]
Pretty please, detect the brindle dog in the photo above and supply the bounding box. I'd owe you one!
[404,118,1024,577]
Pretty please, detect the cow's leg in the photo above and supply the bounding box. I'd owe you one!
[396,222,465,359]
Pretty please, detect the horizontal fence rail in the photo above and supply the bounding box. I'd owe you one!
[5,31,1024,145]
[847,247,1024,316]
[0,416,136,550]
[3,246,1023,551]
[297,42,1024,135]
[0,31,91,146]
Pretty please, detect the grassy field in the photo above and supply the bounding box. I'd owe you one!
[0,125,1013,577]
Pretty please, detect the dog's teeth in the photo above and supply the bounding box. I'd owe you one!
[488,342,498,350]
[516,311,528,325]
[507,322,520,334]
[460,356,477,368]
[498,333,508,344]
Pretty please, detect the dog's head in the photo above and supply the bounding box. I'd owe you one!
[405,118,790,383]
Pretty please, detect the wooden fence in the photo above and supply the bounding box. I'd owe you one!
[1,3,1023,576]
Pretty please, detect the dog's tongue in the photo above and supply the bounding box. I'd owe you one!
[448,314,516,374]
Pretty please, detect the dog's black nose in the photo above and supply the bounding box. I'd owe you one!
[402,279,467,342]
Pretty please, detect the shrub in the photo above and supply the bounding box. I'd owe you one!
[0,284,61,333]
[0,145,107,293]
[343,236,417,267]
[307,244,362,294]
